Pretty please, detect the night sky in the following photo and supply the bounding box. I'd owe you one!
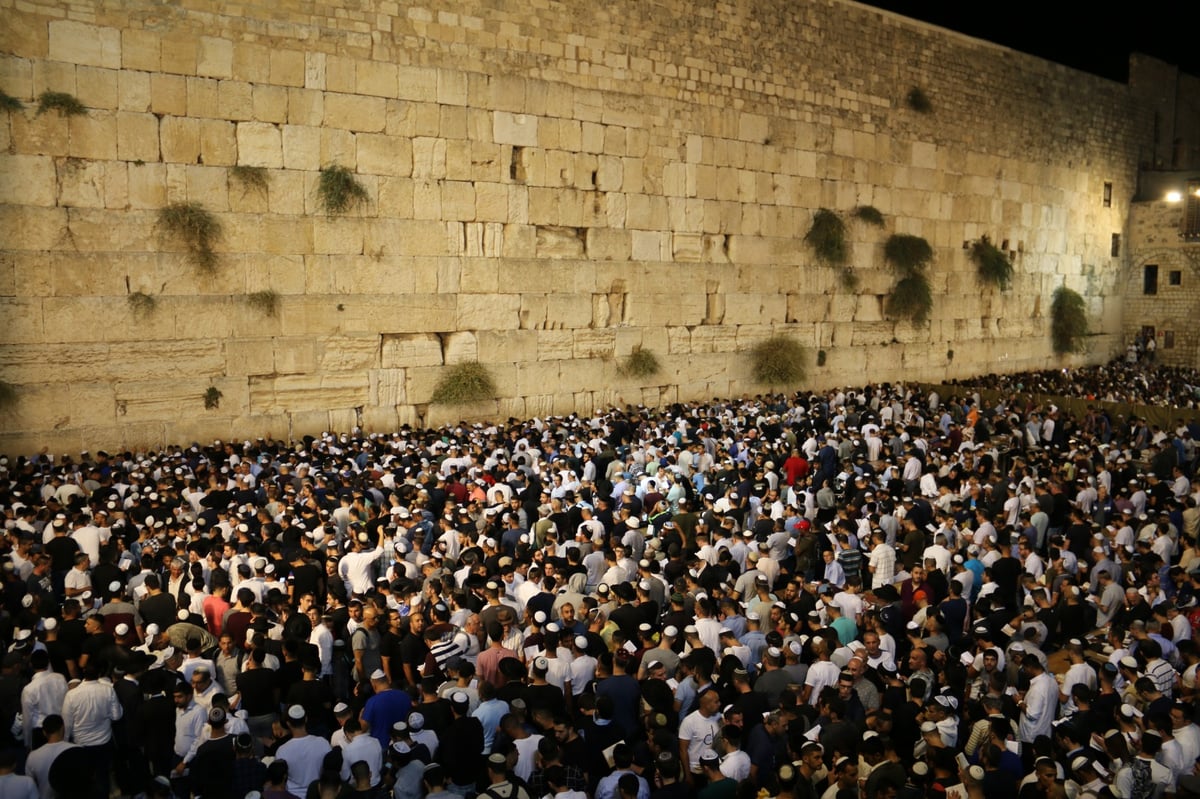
[855,0,1199,82]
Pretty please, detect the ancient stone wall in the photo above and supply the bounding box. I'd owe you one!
[0,0,1151,453]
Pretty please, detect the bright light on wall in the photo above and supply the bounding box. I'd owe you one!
[1166,190,1183,202]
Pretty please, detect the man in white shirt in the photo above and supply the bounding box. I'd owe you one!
[22,650,67,749]
[339,527,387,597]
[338,717,383,788]
[276,706,332,795]
[1018,656,1058,744]
[678,688,722,782]
[61,666,123,798]
[24,714,77,799]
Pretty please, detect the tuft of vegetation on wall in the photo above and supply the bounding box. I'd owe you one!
[906,87,933,113]
[1050,286,1090,354]
[851,205,885,227]
[886,274,934,324]
[245,290,280,317]
[430,362,497,405]
[750,335,807,386]
[0,90,23,113]
[230,165,270,195]
[884,234,934,274]
[36,91,86,116]
[158,203,222,273]
[618,347,661,379]
[970,235,1015,290]
[127,291,157,318]
[804,208,848,266]
[203,386,223,410]
[317,165,369,215]
[884,234,934,323]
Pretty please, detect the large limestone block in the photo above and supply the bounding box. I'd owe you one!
[236,122,283,168]
[381,333,443,369]
[396,66,438,103]
[76,66,118,111]
[356,133,413,177]
[116,112,159,162]
[536,226,585,259]
[546,294,593,329]
[273,339,317,374]
[573,329,616,359]
[458,294,518,330]
[68,112,117,160]
[515,360,561,396]
[442,331,478,364]
[493,111,538,147]
[537,330,574,361]
[226,338,275,376]
[56,157,105,209]
[369,368,407,407]
[122,29,160,72]
[160,116,200,164]
[249,373,369,415]
[586,228,630,261]
[49,21,121,70]
[476,329,537,363]
[324,93,385,133]
[0,154,56,207]
[12,111,69,158]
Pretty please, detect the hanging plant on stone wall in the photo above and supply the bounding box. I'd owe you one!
[317,164,369,215]
[158,202,221,274]
[36,91,86,117]
[617,347,660,379]
[749,335,807,386]
[1050,285,1090,355]
[970,235,1014,290]
[884,233,934,323]
[431,362,497,405]
[804,208,858,290]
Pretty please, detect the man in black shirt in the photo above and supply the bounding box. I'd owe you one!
[190,707,236,799]
[138,575,178,634]
[439,692,484,792]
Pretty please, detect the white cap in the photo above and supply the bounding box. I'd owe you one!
[370,669,387,681]
[286,705,305,721]
[146,623,160,636]
[115,623,130,636]
[574,635,589,649]
[43,617,58,631]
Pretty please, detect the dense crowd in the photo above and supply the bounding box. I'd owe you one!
[1,372,1200,799]
[954,362,1200,408]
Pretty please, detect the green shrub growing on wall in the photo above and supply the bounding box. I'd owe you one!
[907,87,933,113]
[230,165,270,195]
[884,233,934,324]
[618,347,660,379]
[36,91,86,116]
[970,235,1014,290]
[203,386,223,410]
[431,362,497,405]
[0,90,23,113]
[851,205,885,227]
[158,203,221,273]
[750,335,807,386]
[127,291,157,318]
[245,290,280,317]
[804,209,859,290]
[886,274,933,324]
[318,165,369,214]
[1050,286,1090,354]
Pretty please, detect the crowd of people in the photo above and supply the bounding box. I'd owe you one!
[1,372,1199,799]
[955,361,1200,409]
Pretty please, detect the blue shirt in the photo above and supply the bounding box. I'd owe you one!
[471,698,508,753]
[361,689,412,750]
